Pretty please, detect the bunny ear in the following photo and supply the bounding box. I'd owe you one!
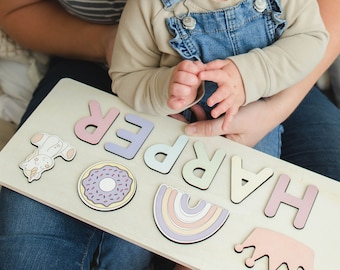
[30,133,45,145]
[62,147,77,161]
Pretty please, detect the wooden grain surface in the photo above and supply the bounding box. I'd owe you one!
[1,79,339,269]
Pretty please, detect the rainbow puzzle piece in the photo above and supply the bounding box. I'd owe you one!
[153,184,229,244]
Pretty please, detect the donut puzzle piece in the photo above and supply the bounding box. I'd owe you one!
[153,184,229,244]
[19,132,76,182]
[78,161,137,211]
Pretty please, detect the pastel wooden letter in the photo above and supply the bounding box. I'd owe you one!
[75,100,119,144]
[144,135,188,174]
[264,174,319,229]
[231,155,274,203]
[105,114,154,160]
[182,141,225,190]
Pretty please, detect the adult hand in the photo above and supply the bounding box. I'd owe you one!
[184,99,275,147]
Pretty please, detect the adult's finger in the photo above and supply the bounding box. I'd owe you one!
[184,117,226,137]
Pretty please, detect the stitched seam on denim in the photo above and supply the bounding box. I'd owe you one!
[80,228,97,270]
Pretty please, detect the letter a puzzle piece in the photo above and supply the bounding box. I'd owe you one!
[231,156,274,203]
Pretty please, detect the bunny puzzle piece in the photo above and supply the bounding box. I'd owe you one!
[235,227,314,270]
[20,132,76,182]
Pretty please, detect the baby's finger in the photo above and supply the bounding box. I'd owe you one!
[170,82,192,97]
[192,60,206,72]
[203,59,227,70]
[198,69,228,83]
[190,104,207,121]
[178,60,205,74]
[169,113,189,123]
[210,98,233,119]
[174,70,200,87]
[207,85,233,108]
[167,94,186,110]
[221,106,239,131]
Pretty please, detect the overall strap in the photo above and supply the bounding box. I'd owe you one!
[160,0,182,10]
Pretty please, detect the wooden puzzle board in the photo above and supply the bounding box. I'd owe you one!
[1,79,340,269]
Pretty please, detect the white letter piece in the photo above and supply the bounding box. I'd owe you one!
[182,141,225,190]
[231,155,274,204]
[144,135,188,174]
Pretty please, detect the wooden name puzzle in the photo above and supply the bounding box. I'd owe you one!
[1,79,340,270]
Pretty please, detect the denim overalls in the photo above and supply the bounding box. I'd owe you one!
[162,0,285,157]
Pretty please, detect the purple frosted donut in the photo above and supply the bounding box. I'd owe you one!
[81,165,133,207]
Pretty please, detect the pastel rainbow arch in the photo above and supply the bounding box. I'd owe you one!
[153,184,229,244]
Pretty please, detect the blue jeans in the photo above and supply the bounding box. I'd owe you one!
[0,188,152,270]
[281,86,340,182]
[0,58,153,270]
[253,124,283,157]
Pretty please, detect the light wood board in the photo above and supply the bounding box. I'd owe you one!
[0,78,339,269]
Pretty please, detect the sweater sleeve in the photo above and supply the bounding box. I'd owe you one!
[109,0,188,116]
[228,0,329,104]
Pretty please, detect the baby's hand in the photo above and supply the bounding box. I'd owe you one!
[168,60,205,111]
[198,59,245,130]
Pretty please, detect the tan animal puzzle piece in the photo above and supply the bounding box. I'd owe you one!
[19,132,76,182]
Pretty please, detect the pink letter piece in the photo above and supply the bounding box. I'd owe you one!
[74,100,120,145]
[264,174,319,229]
[105,114,154,160]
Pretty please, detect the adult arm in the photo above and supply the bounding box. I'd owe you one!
[0,0,115,63]
[185,0,340,146]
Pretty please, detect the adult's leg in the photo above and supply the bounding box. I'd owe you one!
[281,86,340,182]
[1,57,152,269]
[253,125,283,158]
[0,188,100,269]
[0,188,152,270]
[91,232,152,270]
